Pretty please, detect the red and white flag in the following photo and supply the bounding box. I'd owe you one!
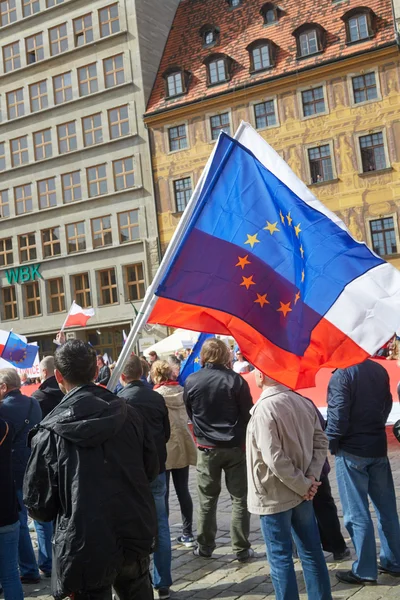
[62,302,95,329]
[0,330,10,355]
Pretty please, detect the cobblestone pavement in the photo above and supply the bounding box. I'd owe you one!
[19,430,400,600]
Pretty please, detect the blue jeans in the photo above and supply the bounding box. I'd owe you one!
[34,520,53,574]
[260,501,332,600]
[16,488,39,579]
[336,451,400,580]
[0,521,24,600]
[150,472,172,590]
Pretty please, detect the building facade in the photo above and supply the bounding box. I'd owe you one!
[0,0,180,358]
[145,0,400,282]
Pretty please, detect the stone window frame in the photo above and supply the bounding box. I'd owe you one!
[296,81,329,120]
[0,237,13,267]
[41,226,61,259]
[73,13,94,47]
[365,213,400,258]
[14,183,32,215]
[303,139,338,185]
[66,221,86,254]
[23,281,41,317]
[25,32,44,65]
[353,127,391,175]
[47,277,66,313]
[206,109,233,143]
[347,67,382,108]
[71,272,92,308]
[18,231,37,263]
[10,135,29,167]
[6,88,24,120]
[49,22,68,57]
[37,177,57,209]
[123,263,145,303]
[29,80,48,112]
[1,285,18,321]
[118,209,140,244]
[33,128,52,161]
[250,96,280,131]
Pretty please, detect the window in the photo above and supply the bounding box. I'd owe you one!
[118,210,139,243]
[42,227,61,258]
[78,63,98,96]
[98,268,117,305]
[250,43,271,72]
[53,72,72,105]
[200,25,219,47]
[46,0,63,6]
[72,273,91,307]
[49,23,68,56]
[6,88,24,120]
[10,136,28,167]
[73,14,93,46]
[0,238,13,266]
[14,184,32,214]
[308,145,334,183]
[206,56,230,85]
[293,25,325,58]
[352,72,378,104]
[173,177,192,212]
[25,33,44,64]
[66,221,86,253]
[19,232,36,262]
[57,121,77,154]
[343,9,374,44]
[48,278,65,313]
[29,81,48,112]
[302,86,325,117]
[0,190,9,218]
[34,129,52,160]
[370,217,397,256]
[99,4,120,37]
[22,0,39,17]
[165,70,185,97]
[113,157,134,190]
[254,100,277,129]
[260,3,280,24]
[210,113,231,140]
[38,177,56,209]
[1,286,17,320]
[87,164,107,197]
[103,54,124,88]
[62,171,81,203]
[0,0,17,27]
[91,215,112,248]
[359,132,387,173]
[82,114,103,147]
[204,30,216,46]
[124,263,145,302]
[24,281,41,317]
[0,143,4,171]
[3,41,20,72]
[108,105,129,139]
[168,125,187,151]
[228,0,241,6]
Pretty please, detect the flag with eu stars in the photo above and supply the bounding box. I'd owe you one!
[146,123,400,389]
[1,332,39,369]
[178,333,213,385]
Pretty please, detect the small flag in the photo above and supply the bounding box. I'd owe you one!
[1,332,38,369]
[178,333,213,385]
[63,301,95,329]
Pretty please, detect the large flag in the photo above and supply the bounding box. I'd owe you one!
[147,124,400,389]
[1,332,38,369]
[63,301,95,329]
[178,333,213,385]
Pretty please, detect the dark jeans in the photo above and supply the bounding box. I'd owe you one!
[16,488,39,579]
[71,555,153,600]
[166,467,193,537]
[313,474,346,554]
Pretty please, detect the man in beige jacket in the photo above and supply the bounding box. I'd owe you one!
[246,370,332,600]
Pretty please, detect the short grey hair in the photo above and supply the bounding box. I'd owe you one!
[0,368,21,390]
[40,355,55,375]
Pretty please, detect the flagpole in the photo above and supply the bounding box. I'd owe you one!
[60,300,76,332]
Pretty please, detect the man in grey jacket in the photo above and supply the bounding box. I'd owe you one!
[246,370,331,600]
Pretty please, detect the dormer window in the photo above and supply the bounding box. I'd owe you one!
[204,54,232,86]
[342,8,374,44]
[247,40,276,73]
[260,3,280,25]
[227,0,241,7]
[200,24,220,48]
[293,24,326,58]
[163,67,189,98]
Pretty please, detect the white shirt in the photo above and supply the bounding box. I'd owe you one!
[233,360,250,373]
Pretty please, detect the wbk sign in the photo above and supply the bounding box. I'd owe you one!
[4,263,42,284]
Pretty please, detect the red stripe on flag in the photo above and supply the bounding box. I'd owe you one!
[149,297,369,389]
[64,314,92,328]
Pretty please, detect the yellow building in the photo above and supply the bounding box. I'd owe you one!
[145,0,400,270]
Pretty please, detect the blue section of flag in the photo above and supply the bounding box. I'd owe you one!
[1,332,38,368]
[178,333,213,385]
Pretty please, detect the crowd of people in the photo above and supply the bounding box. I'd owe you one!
[0,336,400,600]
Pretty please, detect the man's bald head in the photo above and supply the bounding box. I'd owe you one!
[40,356,55,382]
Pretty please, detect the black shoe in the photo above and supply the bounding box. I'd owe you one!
[157,588,170,600]
[20,576,41,584]
[378,564,400,577]
[236,548,254,563]
[333,547,351,561]
[336,570,377,585]
[193,546,212,558]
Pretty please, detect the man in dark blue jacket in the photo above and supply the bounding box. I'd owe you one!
[326,359,400,586]
[0,368,42,584]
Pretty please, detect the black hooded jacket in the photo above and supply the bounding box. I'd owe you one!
[23,383,158,599]
[32,375,64,418]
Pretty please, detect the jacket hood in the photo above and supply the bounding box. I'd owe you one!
[40,385,127,448]
[156,384,184,409]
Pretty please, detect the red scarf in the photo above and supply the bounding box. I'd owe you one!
[153,381,180,390]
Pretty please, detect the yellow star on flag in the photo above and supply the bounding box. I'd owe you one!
[299,245,305,259]
[280,210,285,225]
[254,293,269,307]
[241,275,256,290]
[277,301,292,317]
[301,270,305,283]
[286,212,293,226]
[294,223,302,238]
[244,233,260,248]
[295,291,301,304]
[236,255,251,270]
[194,357,200,364]
[264,221,280,235]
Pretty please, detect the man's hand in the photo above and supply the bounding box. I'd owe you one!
[303,476,321,501]
[55,331,66,345]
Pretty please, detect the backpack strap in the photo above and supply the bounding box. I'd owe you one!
[12,398,34,442]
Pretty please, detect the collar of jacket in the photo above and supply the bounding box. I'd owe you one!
[250,384,289,415]
[38,375,57,391]
[4,388,21,399]
[125,380,145,388]
[203,363,227,370]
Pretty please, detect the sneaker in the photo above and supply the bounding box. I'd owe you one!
[236,548,255,563]
[333,547,351,561]
[378,564,400,577]
[193,546,212,558]
[177,535,195,548]
[20,576,41,584]
[336,570,377,586]
[157,588,170,600]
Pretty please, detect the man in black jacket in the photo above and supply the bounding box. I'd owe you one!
[326,359,400,586]
[32,356,64,418]
[118,356,172,600]
[23,340,158,600]
[184,338,253,561]
[95,356,111,386]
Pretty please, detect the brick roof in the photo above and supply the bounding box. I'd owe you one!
[146,0,395,115]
